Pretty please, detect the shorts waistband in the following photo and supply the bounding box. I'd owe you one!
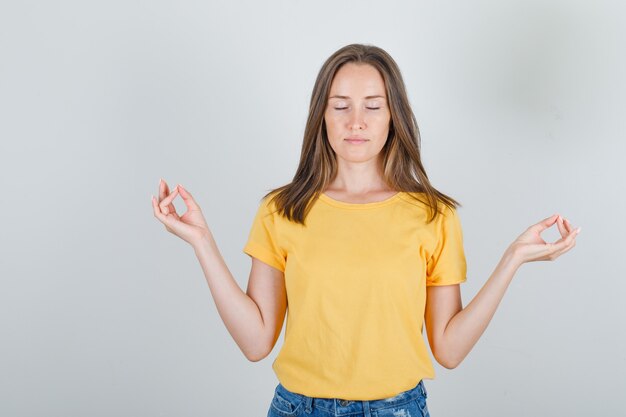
[275,380,427,415]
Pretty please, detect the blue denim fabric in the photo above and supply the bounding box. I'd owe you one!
[267,380,430,417]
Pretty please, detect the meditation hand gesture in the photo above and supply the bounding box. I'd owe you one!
[151,179,211,248]
[508,214,581,264]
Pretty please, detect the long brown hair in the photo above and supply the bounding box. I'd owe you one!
[261,43,461,225]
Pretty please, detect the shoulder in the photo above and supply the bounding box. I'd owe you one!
[258,190,280,210]
[398,192,460,224]
[397,191,429,207]
[256,191,290,224]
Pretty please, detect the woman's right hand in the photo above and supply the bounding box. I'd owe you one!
[152,179,211,248]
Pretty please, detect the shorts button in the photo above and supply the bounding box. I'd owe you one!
[339,400,350,406]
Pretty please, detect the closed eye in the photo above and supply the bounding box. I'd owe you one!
[334,107,380,110]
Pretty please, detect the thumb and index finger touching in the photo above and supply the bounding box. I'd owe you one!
[176,184,201,211]
[528,213,582,255]
[151,181,201,224]
[531,214,581,235]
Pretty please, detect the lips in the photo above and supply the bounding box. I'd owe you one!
[345,137,368,144]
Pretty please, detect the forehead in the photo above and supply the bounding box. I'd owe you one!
[328,63,386,97]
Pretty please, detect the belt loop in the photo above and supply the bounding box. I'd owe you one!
[363,400,371,417]
[304,396,313,413]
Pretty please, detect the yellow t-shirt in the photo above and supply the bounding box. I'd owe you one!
[243,191,467,400]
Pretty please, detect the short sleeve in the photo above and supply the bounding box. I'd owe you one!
[243,196,286,272]
[426,205,467,286]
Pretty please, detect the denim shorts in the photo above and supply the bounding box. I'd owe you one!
[267,380,430,417]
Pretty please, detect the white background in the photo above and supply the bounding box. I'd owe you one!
[1,0,624,415]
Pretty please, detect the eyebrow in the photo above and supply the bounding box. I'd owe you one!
[328,95,386,100]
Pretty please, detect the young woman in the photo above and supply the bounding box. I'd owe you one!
[152,44,580,417]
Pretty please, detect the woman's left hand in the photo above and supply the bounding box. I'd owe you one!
[507,214,581,265]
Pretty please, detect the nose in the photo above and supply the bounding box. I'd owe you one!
[348,108,366,130]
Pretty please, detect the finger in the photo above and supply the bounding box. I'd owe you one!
[549,242,574,260]
[159,179,178,215]
[564,219,582,236]
[159,178,167,203]
[159,186,179,215]
[166,187,178,216]
[152,194,163,215]
[555,215,567,238]
[177,184,201,211]
[551,229,579,258]
[161,186,179,216]
[549,226,579,254]
[152,194,175,226]
[529,213,559,233]
[564,218,575,235]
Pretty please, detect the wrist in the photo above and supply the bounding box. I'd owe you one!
[192,232,216,253]
[503,245,524,270]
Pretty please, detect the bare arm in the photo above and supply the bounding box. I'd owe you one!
[152,180,286,362]
[193,235,287,362]
[425,214,580,369]
[425,250,520,368]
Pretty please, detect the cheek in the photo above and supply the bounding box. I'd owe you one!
[375,113,391,130]
[324,114,342,134]
[325,111,341,123]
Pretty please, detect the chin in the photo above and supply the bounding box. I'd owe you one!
[336,153,379,163]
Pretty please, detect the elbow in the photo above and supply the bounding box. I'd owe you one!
[436,356,460,370]
[244,344,271,363]
[246,353,265,363]
[245,352,267,362]
[433,347,463,369]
